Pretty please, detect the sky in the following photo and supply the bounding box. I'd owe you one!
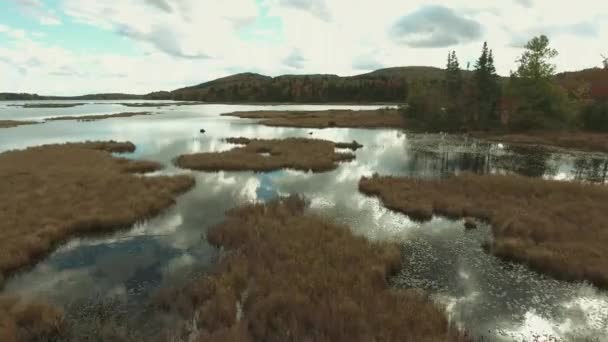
[0,0,607,95]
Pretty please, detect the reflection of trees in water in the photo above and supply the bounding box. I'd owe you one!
[405,142,557,179]
[405,151,492,178]
[406,140,608,183]
[404,137,497,178]
[573,157,608,183]
[500,146,556,178]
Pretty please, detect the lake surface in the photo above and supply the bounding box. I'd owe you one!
[1,101,607,341]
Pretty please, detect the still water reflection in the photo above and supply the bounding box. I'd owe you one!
[1,101,607,341]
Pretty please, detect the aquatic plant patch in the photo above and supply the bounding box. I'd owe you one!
[154,196,467,341]
[0,141,194,287]
[0,296,64,342]
[223,109,405,129]
[175,137,359,172]
[46,111,152,122]
[0,121,38,129]
[359,173,608,287]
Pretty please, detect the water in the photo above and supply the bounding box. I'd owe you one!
[1,101,607,341]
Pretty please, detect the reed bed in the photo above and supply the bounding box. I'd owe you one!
[0,121,38,129]
[176,137,358,172]
[154,196,467,341]
[8,103,84,108]
[223,109,405,129]
[0,296,64,342]
[0,141,194,287]
[46,111,151,122]
[359,173,608,287]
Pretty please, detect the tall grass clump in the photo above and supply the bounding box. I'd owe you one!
[46,111,152,122]
[0,296,64,342]
[175,137,357,172]
[154,196,467,341]
[223,109,405,129]
[0,141,194,287]
[0,121,38,129]
[359,173,608,287]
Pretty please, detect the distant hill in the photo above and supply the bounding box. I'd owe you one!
[164,67,462,103]
[555,67,608,99]
[0,93,46,101]
[361,66,457,79]
[0,92,144,101]
[3,66,604,103]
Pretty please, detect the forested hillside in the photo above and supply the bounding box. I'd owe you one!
[2,65,604,105]
[0,93,143,101]
[166,68,423,102]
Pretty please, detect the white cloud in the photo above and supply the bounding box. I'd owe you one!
[10,0,62,25]
[390,5,483,47]
[283,49,306,69]
[276,0,332,21]
[0,24,27,39]
[1,0,608,94]
[39,16,62,26]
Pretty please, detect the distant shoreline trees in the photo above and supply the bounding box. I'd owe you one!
[472,42,501,128]
[404,42,502,131]
[403,34,608,132]
[167,74,409,103]
[505,35,572,130]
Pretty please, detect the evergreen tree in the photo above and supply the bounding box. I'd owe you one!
[472,42,501,127]
[475,42,489,77]
[487,50,502,116]
[445,50,463,100]
[602,54,608,70]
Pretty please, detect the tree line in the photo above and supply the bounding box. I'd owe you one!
[405,35,608,132]
[165,74,409,103]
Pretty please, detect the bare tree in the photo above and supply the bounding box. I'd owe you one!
[602,54,608,70]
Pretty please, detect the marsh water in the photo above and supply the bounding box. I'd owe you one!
[1,101,607,341]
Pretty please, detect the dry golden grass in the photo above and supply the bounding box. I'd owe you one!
[119,102,202,107]
[359,173,608,287]
[0,141,195,286]
[0,121,38,129]
[0,296,64,342]
[154,196,466,342]
[223,109,405,129]
[175,137,357,172]
[8,103,84,108]
[475,131,608,153]
[46,111,152,122]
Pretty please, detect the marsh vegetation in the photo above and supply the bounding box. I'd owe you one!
[154,196,467,341]
[0,121,38,129]
[0,296,64,342]
[0,141,194,287]
[359,173,608,287]
[175,137,358,172]
[223,109,405,129]
[118,102,203,108]
[7,103,85,108]
[1,103,607,341]
[46,112,152,122]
